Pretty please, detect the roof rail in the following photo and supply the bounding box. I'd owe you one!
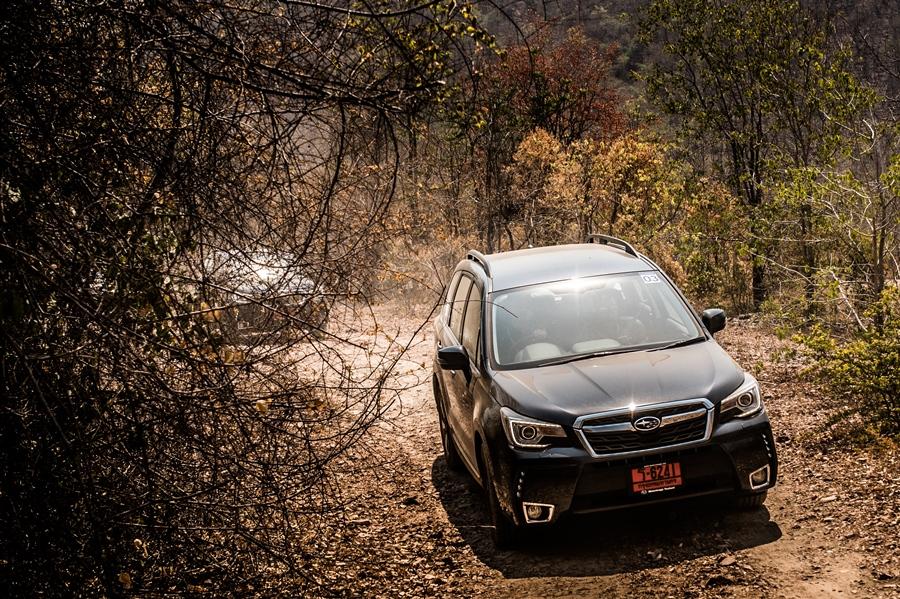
[466,250,491,276]
[585,233,638,257]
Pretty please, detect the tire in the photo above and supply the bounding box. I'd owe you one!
[433,377,463,472]
[480,443,520,549]
[734,491,767,510]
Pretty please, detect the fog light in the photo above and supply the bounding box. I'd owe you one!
[749,465,770,490]
[521,502,555,524]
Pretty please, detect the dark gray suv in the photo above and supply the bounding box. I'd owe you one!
[432,235,777,547]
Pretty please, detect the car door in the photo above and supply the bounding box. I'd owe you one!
[455,281,484,469]
[439,274,472,446]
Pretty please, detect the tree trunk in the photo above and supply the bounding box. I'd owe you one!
[486,218,495,253]
[749,202,768,310]
[752,260,767,310]
[800,202,817,320]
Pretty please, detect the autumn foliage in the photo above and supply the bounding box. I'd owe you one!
[476,27,623,144]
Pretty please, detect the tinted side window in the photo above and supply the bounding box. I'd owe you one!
[461,284,482,360]
[450,276,472,340]
[441,272,462,323]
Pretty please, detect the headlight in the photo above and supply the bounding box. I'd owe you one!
[500,407,568,449]
[720,373,764,420]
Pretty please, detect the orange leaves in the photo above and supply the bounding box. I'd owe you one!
[508,128,687,243]
[465,25,623,145]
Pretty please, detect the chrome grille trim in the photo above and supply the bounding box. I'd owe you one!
[582,421,635,434]
[581,406,707,434]
[573,398,714,459]
[661,407,707,427]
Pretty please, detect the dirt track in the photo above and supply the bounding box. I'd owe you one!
[324,302,900,598]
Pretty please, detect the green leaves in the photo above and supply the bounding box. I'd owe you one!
[798,287,900,438]
[641,0,878,309]
[642,0,869,177]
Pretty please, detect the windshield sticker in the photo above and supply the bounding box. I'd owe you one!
[641,273,662,284]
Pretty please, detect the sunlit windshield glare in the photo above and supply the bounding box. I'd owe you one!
[491,272,702,367]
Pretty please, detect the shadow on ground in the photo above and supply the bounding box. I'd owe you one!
[431,457,782,578]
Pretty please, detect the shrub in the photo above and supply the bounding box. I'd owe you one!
[799,286,900,438]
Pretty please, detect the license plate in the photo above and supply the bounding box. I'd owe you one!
[631,462,683,494]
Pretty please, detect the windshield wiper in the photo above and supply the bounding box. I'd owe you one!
[646,335,706,352]
[540,347,640,367]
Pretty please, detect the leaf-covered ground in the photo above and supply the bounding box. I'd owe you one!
[305,303,899,598]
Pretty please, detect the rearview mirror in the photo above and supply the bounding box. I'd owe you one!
[438,345,470,372]
[702,308,726,334]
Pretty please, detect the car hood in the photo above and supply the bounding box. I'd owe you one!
[492,340,745,426]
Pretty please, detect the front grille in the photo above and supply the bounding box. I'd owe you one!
[583,417,707,454]
[576,400,712,458]
[581,404,692,427]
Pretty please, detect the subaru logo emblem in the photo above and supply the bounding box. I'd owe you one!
[633,415,661,431]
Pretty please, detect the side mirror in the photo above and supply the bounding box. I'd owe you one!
[438,345,470,372]
[702,308,726,334]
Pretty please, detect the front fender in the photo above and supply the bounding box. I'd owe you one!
[479,399,525,525]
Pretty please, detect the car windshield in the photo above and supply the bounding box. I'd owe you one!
[490,272,704,368]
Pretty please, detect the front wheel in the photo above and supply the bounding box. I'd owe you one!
[480,443,520,549]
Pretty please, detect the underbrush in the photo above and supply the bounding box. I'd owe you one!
[374,235,480,305]
[797,287,900,440]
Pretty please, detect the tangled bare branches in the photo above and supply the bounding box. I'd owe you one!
[0,0,483,595]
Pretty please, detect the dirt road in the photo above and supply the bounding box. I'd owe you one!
[322,302,899,598]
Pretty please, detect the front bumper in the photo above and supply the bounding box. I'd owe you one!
[489,410,777,526]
